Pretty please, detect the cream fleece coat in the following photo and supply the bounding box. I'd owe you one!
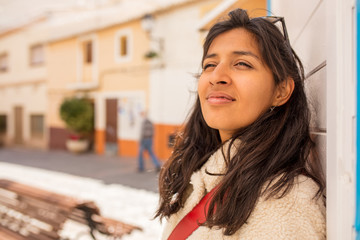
[161,143,326,240]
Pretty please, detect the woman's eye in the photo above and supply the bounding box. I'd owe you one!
[203,63,216,70]
[235,62,252,68]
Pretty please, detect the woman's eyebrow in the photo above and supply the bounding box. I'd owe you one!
[233,51,260,59]
[203,53,217,60]
[204,51,260,60]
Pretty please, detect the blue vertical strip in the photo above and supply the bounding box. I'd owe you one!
[356,0,360,239]
[267,0,271,15]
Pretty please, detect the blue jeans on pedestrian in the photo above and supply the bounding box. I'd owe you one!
[138,138,161,171]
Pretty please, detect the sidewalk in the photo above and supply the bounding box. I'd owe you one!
[0,147,160,193]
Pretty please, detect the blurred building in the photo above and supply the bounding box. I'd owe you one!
[0,0,266,159]
[0,15,49,149]
[0,0,358,238]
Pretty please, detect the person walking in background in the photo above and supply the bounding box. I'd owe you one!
[138,111,161,172]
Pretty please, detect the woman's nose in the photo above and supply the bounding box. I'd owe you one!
[209,64,232,85]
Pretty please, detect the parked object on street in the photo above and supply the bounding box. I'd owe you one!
[0,179,142,240]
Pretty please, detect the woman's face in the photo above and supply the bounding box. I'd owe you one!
[198,28,279,142]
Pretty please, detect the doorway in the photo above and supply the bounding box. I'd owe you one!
[105,99,118,155]
[14,106,23,145]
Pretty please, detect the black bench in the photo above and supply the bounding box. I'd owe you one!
[0,179,142,240]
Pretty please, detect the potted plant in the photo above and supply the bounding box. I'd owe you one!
[60,97,94,153]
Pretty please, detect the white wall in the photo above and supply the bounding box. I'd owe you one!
[93,91,145,141]
[326,0,357,238]
[149,3,204,125]
[273,0,357,239]
[272,0,327,173]
[272,0,326,128]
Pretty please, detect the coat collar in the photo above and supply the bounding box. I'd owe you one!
[192,139,240,192]
[162,139,240,240]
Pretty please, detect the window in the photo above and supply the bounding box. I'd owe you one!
[115,29,132,62]
[83,41,93,63]
[30,114,44,138]
[120,35,128,56]
[0,53,8,72]
[0,115,7,134]
[30,44,45,66]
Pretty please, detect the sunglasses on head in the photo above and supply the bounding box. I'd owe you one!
[262,16,290,46]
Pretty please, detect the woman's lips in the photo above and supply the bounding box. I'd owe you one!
[206,92,235,104]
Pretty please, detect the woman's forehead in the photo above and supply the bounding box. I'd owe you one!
[204,29,263,63]
[207,28,259,54]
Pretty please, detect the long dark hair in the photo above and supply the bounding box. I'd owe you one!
[155,8,325,235]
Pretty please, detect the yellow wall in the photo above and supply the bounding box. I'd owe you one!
[47,92,71,128]
[97,21,150,93]
[47,38,78,90]
[47,38,78,128]
[200,0,267,31]
[200,0,222,17]
[83,64,93,83]
[236,0,267,17]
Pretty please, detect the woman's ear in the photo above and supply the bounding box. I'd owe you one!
[272,78,295,107]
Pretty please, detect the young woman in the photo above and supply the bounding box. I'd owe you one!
[156,8,325,239]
